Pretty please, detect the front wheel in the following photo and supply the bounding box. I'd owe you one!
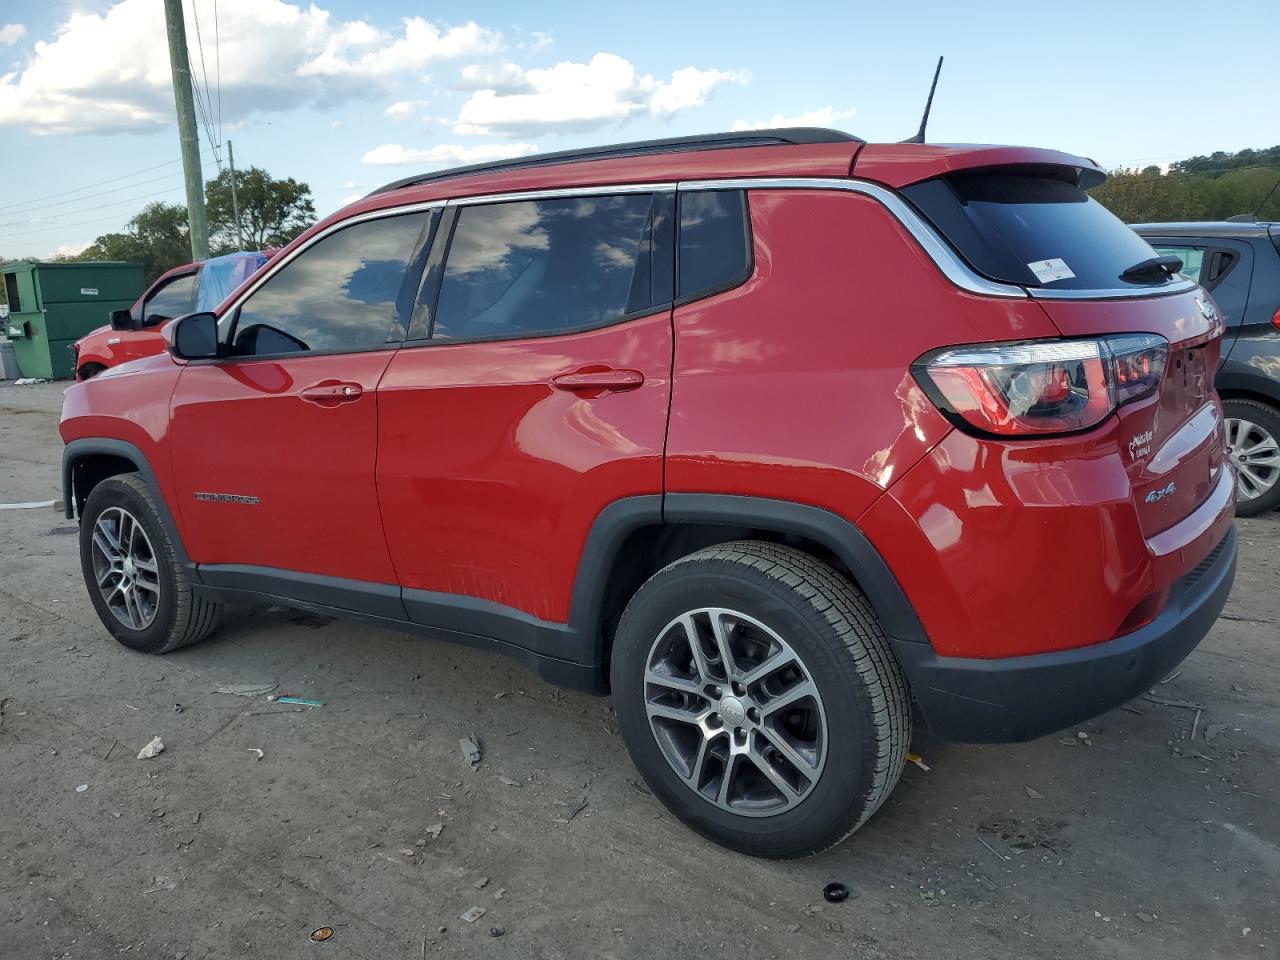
[80,474,222,653]
[1223,398,1280,516]
[611,541,911,858]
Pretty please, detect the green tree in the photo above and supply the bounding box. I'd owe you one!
[1090,146,1280,223]
[77,202,191,283]
[205,166,316,251]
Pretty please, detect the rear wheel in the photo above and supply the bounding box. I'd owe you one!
[611,541,911,858]
[1223,398,1280,516]
[80,474,221,653]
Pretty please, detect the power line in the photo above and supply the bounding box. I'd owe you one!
[0,146,219,215]
[0,171,185,218]
[189,0,221,163]
[0,185,194,231]
[1,187,188,242]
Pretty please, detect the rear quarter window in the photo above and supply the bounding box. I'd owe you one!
[903,170,1166,291]
[678,190,751,301]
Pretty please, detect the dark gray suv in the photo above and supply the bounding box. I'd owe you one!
[1133,221,1280,515]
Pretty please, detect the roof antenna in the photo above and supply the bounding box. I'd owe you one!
[901,56,944,144]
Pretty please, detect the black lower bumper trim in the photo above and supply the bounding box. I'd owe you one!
[896,527,1237,743]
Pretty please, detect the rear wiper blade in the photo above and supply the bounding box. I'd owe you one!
[1119,254,1183,285]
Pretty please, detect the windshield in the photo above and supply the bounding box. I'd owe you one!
[902,169,1169,291]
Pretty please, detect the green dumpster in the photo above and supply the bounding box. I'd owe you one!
[2,261,144,380]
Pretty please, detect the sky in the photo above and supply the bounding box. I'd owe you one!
[1,0,1277,258]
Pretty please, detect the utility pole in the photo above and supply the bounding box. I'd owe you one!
[163,0,210,260]
[227,140,245,250]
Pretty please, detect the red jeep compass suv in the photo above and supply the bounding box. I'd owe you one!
[60,129,1236,858]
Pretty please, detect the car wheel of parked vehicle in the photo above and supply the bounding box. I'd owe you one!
[1223,399,1280,516]
[611,541,910,858]
[80,474,221,653]
[77,363,106,381]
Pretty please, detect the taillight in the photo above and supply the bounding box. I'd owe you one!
[1272,306,1280,331]
[915,334,1168,437]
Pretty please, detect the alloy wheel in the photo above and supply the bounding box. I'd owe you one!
[643,607,828,817]
[90,506,161,631]
[1225,416,1280,502]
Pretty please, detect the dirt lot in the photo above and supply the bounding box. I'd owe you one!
[1,378,1276,960]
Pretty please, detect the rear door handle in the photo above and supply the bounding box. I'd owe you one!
[551,369,644,392]
[300,382,363,405]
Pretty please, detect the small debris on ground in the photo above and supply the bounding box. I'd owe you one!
[474,877,489,889]
[460,906,486,923]
[275,696,324,707]
[907,753,930,772]
[1024,786,1045,800]
[822,882,850,903]
[1094,911,1111,922]
[460,734,482,770]
[399,847,416,857]
[425,823,444,840]
[552,795,588,823]
[248,748,264,761]
[489,926,505,938]
[626,778,651,796]
[494,888,506,900]
[173,704,183,714]
[75,784,89,793]
[136,736,165,760]
[215,682,277,697]
[496,775,520,787]
[786,924,801,934]
[309,927,334,943]
[1137,911,1156,923]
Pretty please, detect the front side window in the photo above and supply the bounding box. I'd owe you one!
[231,212,428,357]
[431,193,669,341]
[678,190,751,300]
[142,272,197,325]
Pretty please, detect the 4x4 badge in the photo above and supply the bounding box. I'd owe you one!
[194,492,260,505]
[1144,482,1176,504]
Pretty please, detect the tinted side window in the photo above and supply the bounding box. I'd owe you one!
[678,190,750,300]
[432,193,664,341]
[232,212,427,356]
[143,273,197,324]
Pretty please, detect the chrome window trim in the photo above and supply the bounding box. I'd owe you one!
[676,177,1027,299]
[222,178,1200,322]
[1027,277,1199,300]
[218,200,447,320]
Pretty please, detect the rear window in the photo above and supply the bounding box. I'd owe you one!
[902,170,1166,291]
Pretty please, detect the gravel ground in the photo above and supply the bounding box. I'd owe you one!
[2,378,1277,960]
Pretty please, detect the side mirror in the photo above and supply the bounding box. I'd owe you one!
[164,312,220,360]
[109,308,137,331]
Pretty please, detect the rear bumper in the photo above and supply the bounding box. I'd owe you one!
[896,526,1236,743]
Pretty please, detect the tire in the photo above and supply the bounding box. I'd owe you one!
[611,541,911,858]
[79,474,221,654]
[78,363,107,381]
[1223,398,1280,517]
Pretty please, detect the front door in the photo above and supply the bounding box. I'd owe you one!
[377,190,674,631]
[169,210,432,600]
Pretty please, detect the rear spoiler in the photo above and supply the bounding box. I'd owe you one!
[853,144,1104,190]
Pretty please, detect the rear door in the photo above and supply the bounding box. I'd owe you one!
[169,209,432,599]
[376,189,674,629]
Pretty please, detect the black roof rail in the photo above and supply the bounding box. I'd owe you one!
[368,127,862,196]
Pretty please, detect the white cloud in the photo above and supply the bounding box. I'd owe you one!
[0,1,501,135]
[456,62,530,94]
[731,106,856,132]
[522,31,552,53]
[342,192,363,204]
[454,53,748,136]
[0,23,26,46]
[342,180,357,188]
[52,240,89,258]
[361,141,539,168]
[384,99,425,121]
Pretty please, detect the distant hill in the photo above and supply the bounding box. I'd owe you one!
[1091,146,1280,224]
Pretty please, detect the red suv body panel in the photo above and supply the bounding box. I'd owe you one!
[73,263,201,375]
[59,133,1237,744]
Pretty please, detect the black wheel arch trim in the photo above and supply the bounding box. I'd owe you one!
[62,437,193,568]
[659,494,930,649]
